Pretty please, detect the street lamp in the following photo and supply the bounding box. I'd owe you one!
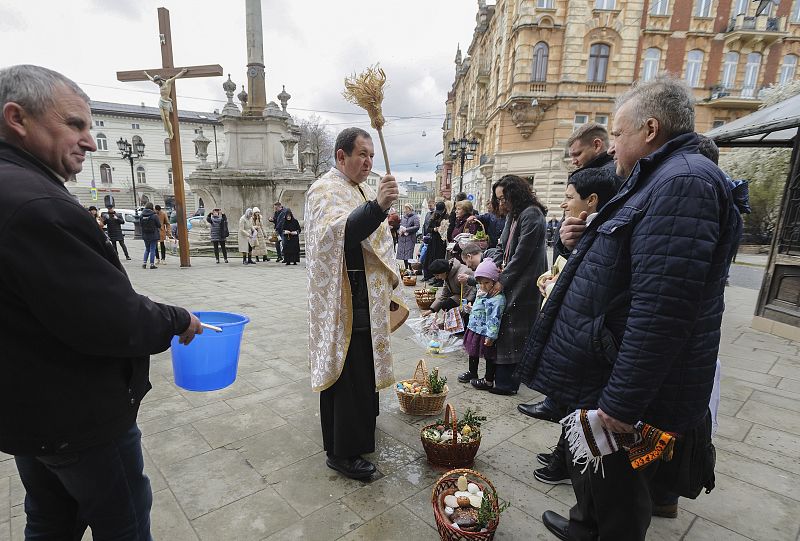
[116,137,145,213]
[448,135,479,196]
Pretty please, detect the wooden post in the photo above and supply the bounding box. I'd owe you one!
[116,7,223,267]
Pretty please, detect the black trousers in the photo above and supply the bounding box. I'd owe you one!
[159,241,166,260]
[111,239,129,258]
[566,446,655,541]
[212,241,228,261]
[320,329,379,458]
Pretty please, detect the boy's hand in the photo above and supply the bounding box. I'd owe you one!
[484,338,494,346]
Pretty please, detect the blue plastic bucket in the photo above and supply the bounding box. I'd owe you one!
[170,311,249,391]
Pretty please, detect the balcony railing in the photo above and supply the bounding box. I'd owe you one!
[529,82,547,93]
[726,14,786,33]
[585,82,607,93]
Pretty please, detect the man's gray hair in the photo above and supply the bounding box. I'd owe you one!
[615,75,695,140]
[0,65,89,131]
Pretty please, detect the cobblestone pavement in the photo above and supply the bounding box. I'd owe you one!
[2,247,799,541]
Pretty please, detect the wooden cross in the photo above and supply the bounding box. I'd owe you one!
[116,7,223,268]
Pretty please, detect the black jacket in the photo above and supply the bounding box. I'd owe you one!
[0,141,191,455]
[517,133,741,433]
[139,208,161,242]
[102,210,125,241]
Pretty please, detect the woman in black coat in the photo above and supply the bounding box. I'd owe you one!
[281,210,301,265]
[422,201,448,283]
[487,175,547,394]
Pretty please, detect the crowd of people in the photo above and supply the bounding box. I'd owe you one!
[1,63,748,541]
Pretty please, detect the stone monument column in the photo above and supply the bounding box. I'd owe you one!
[243,0,267,116]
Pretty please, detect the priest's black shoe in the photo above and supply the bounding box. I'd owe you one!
[542,510,570,541]
[517,400,562,423]
[325,455,376,480]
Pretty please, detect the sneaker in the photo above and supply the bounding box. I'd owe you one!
[458,371,477,383]
[216,260,220,264]
[150,265,157,269]
[126,257,132,261]
[470,377,494,391]
[224,259,229,263]
[534,451,571,485]
[536,452,551,466]
[161,259,167,265]
[142,264,147,269]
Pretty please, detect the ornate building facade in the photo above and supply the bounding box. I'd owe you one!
[442,0,800,217]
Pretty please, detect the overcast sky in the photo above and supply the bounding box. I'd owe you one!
[1,0,482,182]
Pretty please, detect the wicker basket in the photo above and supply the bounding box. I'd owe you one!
[396,360,448,416]
[432,468,500,540]
[403,276,418,286]
[422,404,481,468]
[457,219,489,251]
[415,288,437,311]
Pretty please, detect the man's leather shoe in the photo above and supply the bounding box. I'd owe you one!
[542,510,570,541]
[652,503,678,518]
[517,401,562,423]
[325,455,376,480]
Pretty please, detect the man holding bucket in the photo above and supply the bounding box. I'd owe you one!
[305,127,403,479]
[0,65,202,540]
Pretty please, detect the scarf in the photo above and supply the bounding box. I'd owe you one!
[562,409,676,476]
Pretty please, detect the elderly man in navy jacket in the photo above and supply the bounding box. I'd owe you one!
[517,76,740,540]
[0,65,202,540]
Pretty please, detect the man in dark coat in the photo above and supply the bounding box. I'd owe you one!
[269,201,288,262]
[518,76,740,541]
[0,64,202,540]
[102,205,130,260]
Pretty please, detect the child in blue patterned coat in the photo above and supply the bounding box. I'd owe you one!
[461,259,507,390]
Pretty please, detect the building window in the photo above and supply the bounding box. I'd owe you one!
[594,0,615,9]
[694,0,712,17]
[574,113,589,130]
[650,0,669,15]
[95,133,108,151]
[779,55,798,85]
[536,0,554,7]
[721,51,739,89]
[793,0,800,22]
[588,44,610,83]
[532,42,549,82]
[131,123,140,130]
[735,0,749,15]
[642,48,661,82]
[712,119,726,129]
[167,168,173,185]
[131,135,143,152]
[164,138,171,155]
[742,52,762,98]
[100,164,112,184]
[94,120,105,127]
[136,166,146,184]
[685,50,704,88]
[595,114,609,127]
[446,113,453,130]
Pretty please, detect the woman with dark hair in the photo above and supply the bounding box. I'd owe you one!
[475,175,546,394]
[422,201,448,284]
[282,210,301,265]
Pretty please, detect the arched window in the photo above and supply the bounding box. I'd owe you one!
[722,52,739,89]
[685,49,704,88]
[136,166,146,184]
[779,54,798,86]
[588,43,610,83]
[642,48,661,82]
[95,133,108,151]
[531,42,549,82]
[100,164,112,184]
[742,52,762,97]
[164,138,171,155]
[167,168,173,185]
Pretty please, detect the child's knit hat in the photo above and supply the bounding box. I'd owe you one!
[474,259,500,282]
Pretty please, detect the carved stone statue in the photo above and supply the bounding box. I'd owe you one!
[144,68,188,139]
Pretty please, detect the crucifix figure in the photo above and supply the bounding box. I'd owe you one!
[144,67,187,139]
[116,7,223,267]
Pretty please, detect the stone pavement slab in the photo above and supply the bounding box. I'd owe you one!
[1,249,799,540]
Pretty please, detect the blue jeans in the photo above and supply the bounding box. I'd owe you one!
[14,423,153,541]
[143,240,158,265]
